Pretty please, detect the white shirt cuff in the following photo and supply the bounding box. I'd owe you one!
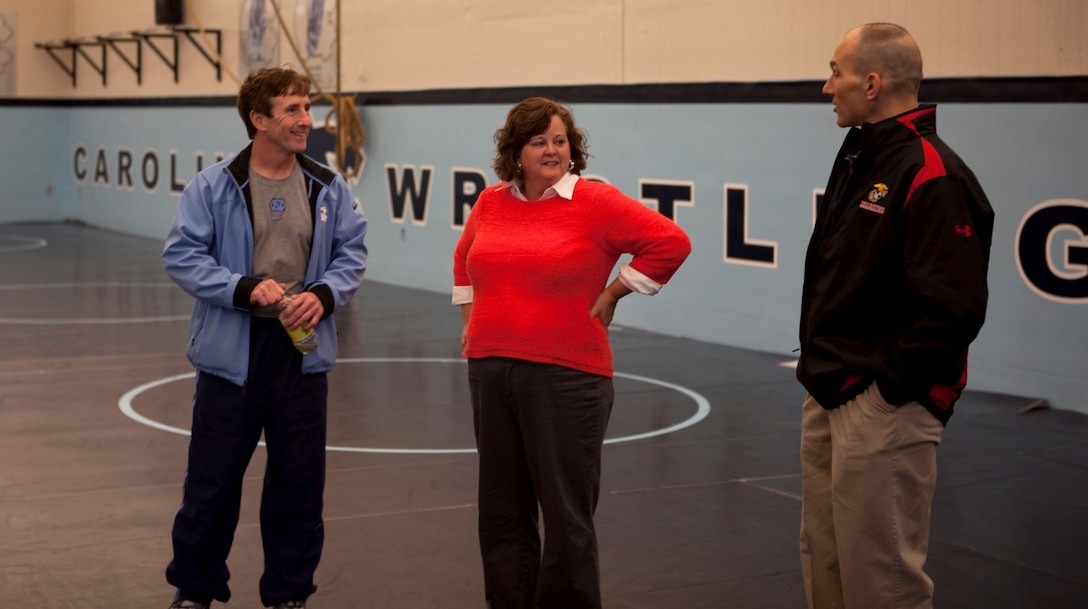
[618,263,662,295]
[452,285,473,305]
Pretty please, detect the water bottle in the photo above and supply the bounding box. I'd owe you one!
[279,296,318,355]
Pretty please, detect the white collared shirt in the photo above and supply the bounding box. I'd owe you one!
[505,171,580,202]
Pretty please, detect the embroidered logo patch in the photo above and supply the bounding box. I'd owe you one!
[868,183,889,203]
[955,224,973,237]
[269,198,286,222]
[857,183,889,214]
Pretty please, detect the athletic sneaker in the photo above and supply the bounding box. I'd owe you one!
[168,602,208,609]
[274,602,306,609]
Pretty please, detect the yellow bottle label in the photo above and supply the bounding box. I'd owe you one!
[286,324,313,344]
[279,295,317,354]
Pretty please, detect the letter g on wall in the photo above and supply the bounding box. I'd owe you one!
[1016,199,1088,303]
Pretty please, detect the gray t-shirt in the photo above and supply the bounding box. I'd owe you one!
[249,163,313,318]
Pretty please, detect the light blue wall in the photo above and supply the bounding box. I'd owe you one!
[936,105,1088,413]
[2,101,1085,414]
[65,107,238,241]
[0,107,72,222]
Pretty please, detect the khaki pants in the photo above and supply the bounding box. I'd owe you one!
[800,382,944,609]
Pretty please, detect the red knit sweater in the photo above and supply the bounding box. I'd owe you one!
[453,178,691,377]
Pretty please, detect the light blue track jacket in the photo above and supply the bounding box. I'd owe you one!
[162,144,368,386]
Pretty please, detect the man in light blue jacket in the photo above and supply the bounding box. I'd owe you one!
[161,67,367,609]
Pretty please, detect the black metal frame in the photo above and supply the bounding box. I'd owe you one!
[35,26,221,88]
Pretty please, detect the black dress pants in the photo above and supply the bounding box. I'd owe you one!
[468,357,614,609]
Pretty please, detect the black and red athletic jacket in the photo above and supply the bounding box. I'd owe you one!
[797,105,995,425]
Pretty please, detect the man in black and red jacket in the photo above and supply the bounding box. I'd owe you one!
[797,23,994,609]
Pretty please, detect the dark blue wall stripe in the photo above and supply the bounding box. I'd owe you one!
[2,76,1086,107]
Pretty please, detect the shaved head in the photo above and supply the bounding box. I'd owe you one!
[847,23,923,96]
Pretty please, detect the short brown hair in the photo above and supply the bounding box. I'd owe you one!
[493,97,588,182]
[852,23,923,96]
[237,67,313,139]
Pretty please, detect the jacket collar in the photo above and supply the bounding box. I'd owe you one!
[226,143,337,187]
[848,104,937,153]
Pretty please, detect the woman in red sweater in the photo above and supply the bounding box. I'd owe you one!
[452,97,691,609]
